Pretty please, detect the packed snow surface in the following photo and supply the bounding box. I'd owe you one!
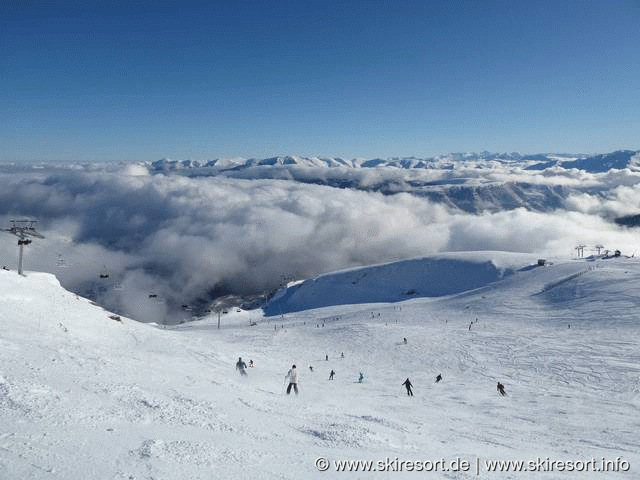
[265,252,520,315]
[1,252,639,479]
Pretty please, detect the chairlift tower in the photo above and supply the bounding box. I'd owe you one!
[2,220,45,275]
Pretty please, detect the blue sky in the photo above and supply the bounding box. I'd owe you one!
[1,0,639,162]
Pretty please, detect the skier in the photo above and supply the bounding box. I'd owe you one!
[435,373,442,383]
[309,365,314,372]
[249,359,254,368]
[285,365,299,395]
[497,382,506,396]
[326,354,329,361]
[236,357,247,376]
[341,352,344,359]
[329,369,335,380]
[403,337,407,344]
[358,372,364,383]
[402,378,414,396]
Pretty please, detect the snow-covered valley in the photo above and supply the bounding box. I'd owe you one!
[1,253,638,479]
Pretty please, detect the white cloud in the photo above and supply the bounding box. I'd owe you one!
[1,159,638,323]
[446,208,636,257]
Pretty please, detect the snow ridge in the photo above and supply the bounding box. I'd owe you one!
[264,253,524,315]
[147,150,640,174]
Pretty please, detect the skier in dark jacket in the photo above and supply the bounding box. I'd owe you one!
[236,357,247,376]
[497,382,506,396]
[402,378,414,396]
[329,369,335,380]
[435,373,442,383]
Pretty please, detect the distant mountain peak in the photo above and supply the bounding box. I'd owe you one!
[149,149,639,174]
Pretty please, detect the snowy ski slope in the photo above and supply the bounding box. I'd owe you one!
[1,253,639,479]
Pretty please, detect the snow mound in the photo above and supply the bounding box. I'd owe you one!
[264,252,536,315]
[0,270,135,341]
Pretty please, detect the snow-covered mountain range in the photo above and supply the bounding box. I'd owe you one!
[146,150,640,214]
[148,150,640,173]
[1,252,638,479]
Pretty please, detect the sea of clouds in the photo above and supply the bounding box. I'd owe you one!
[1,157,639,323]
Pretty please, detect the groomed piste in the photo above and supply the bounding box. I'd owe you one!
[1,252,639,479]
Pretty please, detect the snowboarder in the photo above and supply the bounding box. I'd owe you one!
[358,372,364,383]
[285,365,299,395]
[403,378,414,396]
[497,382,506,396]
[236,357,247,376]
[329,369,335,380]
[435,373,442,383]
